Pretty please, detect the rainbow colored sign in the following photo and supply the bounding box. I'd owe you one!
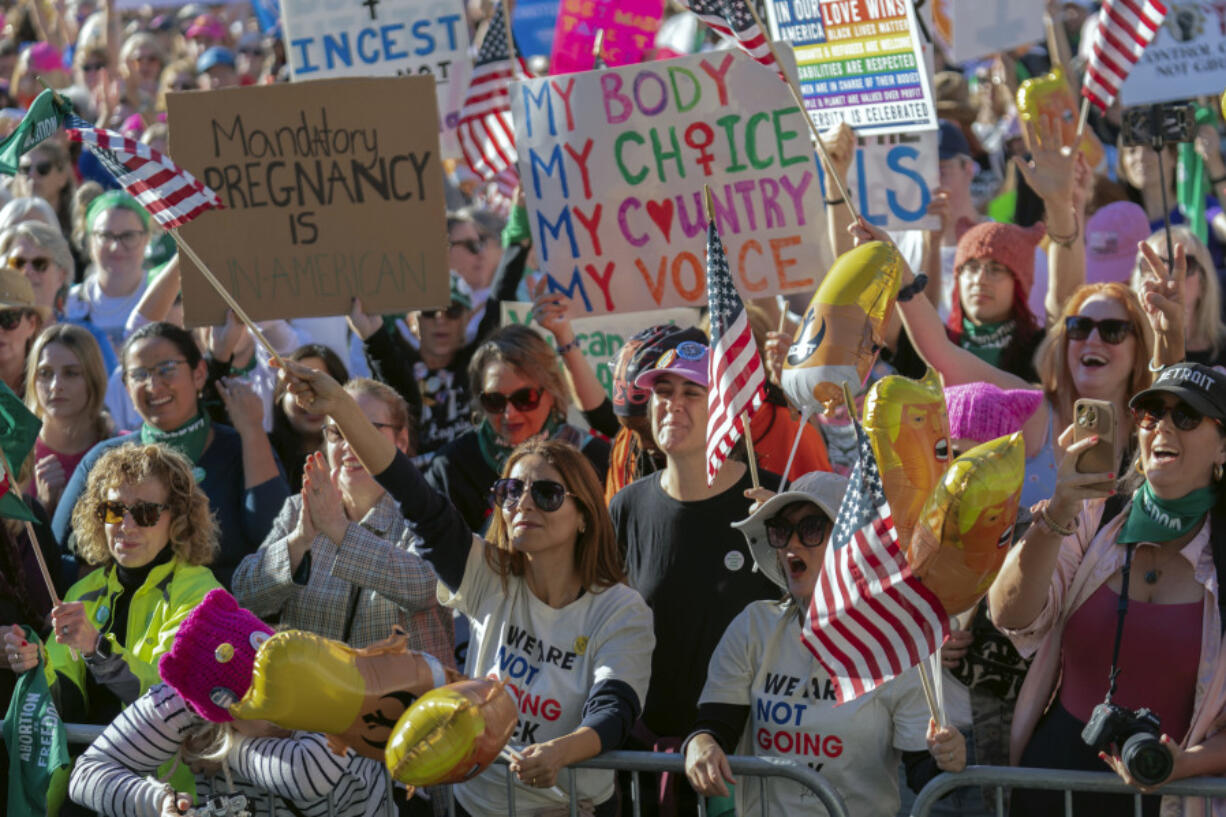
[766,0,937,135]
[510,51,826,316]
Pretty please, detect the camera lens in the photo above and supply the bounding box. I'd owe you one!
[1121,732,1174,786]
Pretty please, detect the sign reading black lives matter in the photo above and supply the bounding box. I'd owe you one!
[168,76,449,327]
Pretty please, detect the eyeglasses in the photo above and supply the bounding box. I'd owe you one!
[420,304,466,321]
[97,499,168,526]
[171,80,196,91]
[18,161,54,177]
[322,421,396,443]
[479,387,542,415]
[764,513,831,549]
[124,359,187,385]
[9,255,51,274]
[1064,316,1135,345]
[81,62,106,73]
[93,230,148,249]
[1131,397,1221,432]
[958,259,1013,281]
[491,478,576,512]
[449,238,483,255]
[0,310,30,331]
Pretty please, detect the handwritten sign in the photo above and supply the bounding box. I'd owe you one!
[168,77,449,327]
[510,51,826,316]
[1120,6,1226,105]
[946,0,1042,63]
[514,0,561,56]
[765,0,936,135]
[550,0,665,75]
[281,0,471,158]
[821,130,938,231]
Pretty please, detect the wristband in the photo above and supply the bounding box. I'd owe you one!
[557,338,581,355]
[1037,503,1076,537]
[824,197,846,206]
[896,274,928,303]
[1046,212,1080,249]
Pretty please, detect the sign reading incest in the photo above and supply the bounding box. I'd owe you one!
[281,0,472,158]
[168,77,450,327]
[510,50,826,316]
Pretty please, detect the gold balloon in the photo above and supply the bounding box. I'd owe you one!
[231,629,462,760]
[1016,66,1104,168]
[782,241,902,415]
[908,433,1025,616]
[863,368,951,550]
[386,679,518,788]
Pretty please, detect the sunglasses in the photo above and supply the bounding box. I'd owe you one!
[0,309,30,330]
[81,62,106,73]
[764,513,831,549]
[1131,397,1221,432]
[322,421,396,443]
[19,161,54,177]
[491,477,576,512]
[450,238,483,255]
[124,358,187,385]
[1064,316,1134,345]
[421,304,466,321]
[479,387,542,415]
[9,255,51,273]
[97,499,168,526]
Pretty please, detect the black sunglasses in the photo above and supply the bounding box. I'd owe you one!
[81,62,106,73]
[1065,316,1134,345]
[764,513,831,549]
[97,499,168,526]
[18,161,54,177]
[1131,397,1221,432]
[479,387,542,415]
[9,255,51,273]
[450,238,483,255]
[491,477,576,512]
[0,309,30,330]
[421,304,466,321]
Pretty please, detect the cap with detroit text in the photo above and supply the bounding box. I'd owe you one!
[1130,362,1226,423]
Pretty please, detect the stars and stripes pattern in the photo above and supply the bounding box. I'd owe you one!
[1081,0,1167,111]
[801,419,949,704]
[705,215,765,484]
[682,0,778,71]
[65,114,222,229]
[458,2,529,181]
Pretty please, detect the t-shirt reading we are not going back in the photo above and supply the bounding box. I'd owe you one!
[701,600,930,817]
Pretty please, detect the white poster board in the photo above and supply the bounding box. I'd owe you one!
[947,0,1044,64]
[828,130,939,231]
[1120,7,1226,105]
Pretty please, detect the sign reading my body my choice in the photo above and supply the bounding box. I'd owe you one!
[510,50,826,316]
[281,0,471,158]
[168,77,449,327]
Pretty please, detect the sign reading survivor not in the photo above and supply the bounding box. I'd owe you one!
[168,77,449,327]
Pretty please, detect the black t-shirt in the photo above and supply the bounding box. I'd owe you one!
[609,466,781,737]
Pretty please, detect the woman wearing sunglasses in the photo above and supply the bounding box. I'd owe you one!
[992,361,1226,815]
[2,443,219,732]
[684,472,966,816]
[276,358,653,817]
[0,261,49,394]
[11,140,75,238]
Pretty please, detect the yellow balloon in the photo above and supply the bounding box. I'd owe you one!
[781,241,902,415]
[908,433,1025,616]
[386,679,517,787]
[1221,89,1226,122]
[863,368,951,550]
[1016,66,1104,168]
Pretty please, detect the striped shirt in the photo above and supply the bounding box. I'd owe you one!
[69,683,388,817]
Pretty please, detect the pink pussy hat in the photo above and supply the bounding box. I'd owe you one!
[944,381,1043,443]
[159,589,274,722]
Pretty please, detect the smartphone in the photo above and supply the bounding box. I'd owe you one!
[1074,399,1116,476]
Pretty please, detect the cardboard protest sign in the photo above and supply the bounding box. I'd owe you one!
[501,302,700,398]
[514,0,562,56]
[510,50,827,316]
[281,0,471,159]
[765,0,937,135]
[1120,7,1226,106]
[822,130,938,231]
[550,0,665,75]
[168,77,449,327]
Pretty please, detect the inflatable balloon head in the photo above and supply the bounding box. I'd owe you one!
[863,369,951,547]
[782,241,902,415]
[944,382,1043,453]
[386,678,518,787]
[230,629,462,759]
[158,588,274,722]
[908,433,1025,616]
[1016,66,1104,168]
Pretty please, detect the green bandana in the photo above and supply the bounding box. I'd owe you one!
[476,413,564,475]
[1118,481,1215,544]
[140,411,211,474]
[960,318,1015,368]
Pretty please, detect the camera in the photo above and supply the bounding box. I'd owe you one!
[1081,702,1173,786]
[188,795,250,817]
[1121,103,1196,147]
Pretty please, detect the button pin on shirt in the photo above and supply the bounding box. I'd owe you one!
[724,551,746,571]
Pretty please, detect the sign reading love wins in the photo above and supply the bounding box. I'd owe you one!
[510,50,825,315]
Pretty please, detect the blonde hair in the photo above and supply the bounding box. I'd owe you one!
[1132,227,1226,358]
[468,324,571,422]
[71,444,218,567]
[0,221,74,281]
[25,324,112,441]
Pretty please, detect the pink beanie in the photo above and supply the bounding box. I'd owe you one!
[25,42,64,75]
[1085,201,1150,284]
[159,589,274,722]
[953,221,1047,299]
[944,381,1043,443]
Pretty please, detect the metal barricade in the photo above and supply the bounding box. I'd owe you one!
[909,765,1226,817]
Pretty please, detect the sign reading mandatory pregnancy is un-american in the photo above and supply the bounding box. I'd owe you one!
[281,0,471,158]
[510,50,825,316]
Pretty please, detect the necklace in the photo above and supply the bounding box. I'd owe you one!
[1143,544,1181,585]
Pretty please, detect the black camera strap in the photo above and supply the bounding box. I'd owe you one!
[1105,541,1136,702]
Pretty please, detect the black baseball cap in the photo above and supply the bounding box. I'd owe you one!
[1130,362,1226,423]
[938,118,971,161]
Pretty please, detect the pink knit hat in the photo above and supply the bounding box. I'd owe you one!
[25,42,64,75]
[159,589,274,722]
[1085,201,1150,284]
[944,382,1043,443]
[953,222,1047,299]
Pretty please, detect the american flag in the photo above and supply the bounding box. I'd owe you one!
[705,215,765,485]
[682,0,778,71]
[65,115,222,229]
[801,419,949,704]
[458,3,529,181]
[1081,0,1167,111]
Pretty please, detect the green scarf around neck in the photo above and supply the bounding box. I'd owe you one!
[960,318,1015,368]
[1117,481,1216,544]
[141,411,211,467]
[476,413,564,474]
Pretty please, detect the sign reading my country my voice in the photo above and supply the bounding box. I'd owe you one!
[168,77,449,327]
[511,50,825,316]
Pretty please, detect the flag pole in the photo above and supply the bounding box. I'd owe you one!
[0,443,57,606]
[738,0,860,223]
[775,405,811,493]
[1073,96,1091,145]
[501,1,521,79]
[592,28,605,64]
[917,654,943,726]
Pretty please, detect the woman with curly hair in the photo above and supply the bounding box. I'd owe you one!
[3,443,220,727]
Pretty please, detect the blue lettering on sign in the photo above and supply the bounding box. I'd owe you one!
[885,145,929,221]
[291,16,461,74]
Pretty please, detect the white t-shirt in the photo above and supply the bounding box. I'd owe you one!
[700,600,930,817]
[443,541,654,816]
[66,275,149,359]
